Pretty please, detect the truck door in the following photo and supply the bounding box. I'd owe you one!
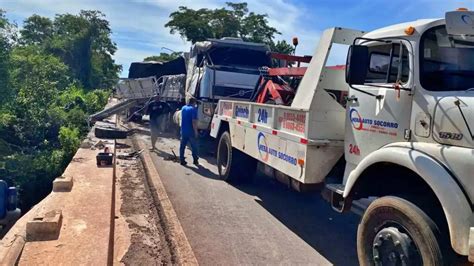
[345,41,413,164]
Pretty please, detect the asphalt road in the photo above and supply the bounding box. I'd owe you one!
[139,132,360,265]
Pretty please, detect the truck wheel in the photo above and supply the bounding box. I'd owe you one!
[357,196,444,266]
[217,131,239,181]
[217,131,257,182]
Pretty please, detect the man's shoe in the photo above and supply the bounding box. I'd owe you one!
[180,160,187,166]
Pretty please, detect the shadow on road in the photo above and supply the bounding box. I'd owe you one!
[151,146,179,160]
[132,120,181,140]
[150,142,221,180]
[195,149,360,265]
[147,129,359,265]
[185,164,220,180]
[234,174,359,265]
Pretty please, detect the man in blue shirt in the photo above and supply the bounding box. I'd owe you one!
[180,98,199,166]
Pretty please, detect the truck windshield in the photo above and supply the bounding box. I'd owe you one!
[208,47,271,68]
[420,26,474,91]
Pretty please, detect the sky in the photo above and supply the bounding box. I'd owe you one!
[1,0,471,77]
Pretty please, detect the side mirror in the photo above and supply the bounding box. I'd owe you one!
[345,45,369,85]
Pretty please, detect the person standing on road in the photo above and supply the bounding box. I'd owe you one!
[179,98,199,166]
[147,95,171,150]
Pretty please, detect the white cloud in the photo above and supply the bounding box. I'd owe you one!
[134,0,223,11]
[4,0,471,76]
[246,0,320,56]
[18,0,459,75]
[2,0,320,76]
[2,0,189,76]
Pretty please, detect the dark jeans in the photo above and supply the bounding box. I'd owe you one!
[150,117,160,147]
[179,135,198,162]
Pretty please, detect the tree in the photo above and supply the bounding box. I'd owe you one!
[166,2,279,44]
[270,40,295,55]
[17,10,122,90]
[165,2,294,54]
[0,10,114,211]
[0,10,12,105]
[144,52,181,62]
[20,15,53,45]
[8,46,71,148]
[52,10,121,89]
[0,9,18,45]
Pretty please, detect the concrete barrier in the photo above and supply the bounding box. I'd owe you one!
[52,175,73,192]
[26,210,62,241]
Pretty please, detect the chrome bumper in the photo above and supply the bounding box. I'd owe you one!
[469,227,474,262]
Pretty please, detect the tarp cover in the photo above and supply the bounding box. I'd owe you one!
[190,38,270,57]
[128,56,186,79]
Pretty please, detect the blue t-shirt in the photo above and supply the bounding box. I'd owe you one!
[181,104,197,137]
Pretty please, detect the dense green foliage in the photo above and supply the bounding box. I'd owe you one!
[21,11,121,89]
[270,40,295,55]
[143,52,181,62]
[0,10,118,210]
[165,2,294,54]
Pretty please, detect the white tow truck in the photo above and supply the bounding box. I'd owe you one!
[210,10,474,265]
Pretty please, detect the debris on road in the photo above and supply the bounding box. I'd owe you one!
[164,149,179,162]
[117,149,144,160]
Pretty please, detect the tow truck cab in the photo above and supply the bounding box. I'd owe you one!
[342,11,474,263]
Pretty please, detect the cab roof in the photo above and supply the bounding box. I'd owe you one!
[191,38,270,57]
[363,18,444,39]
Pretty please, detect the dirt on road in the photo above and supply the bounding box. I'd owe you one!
[116,148,173,265]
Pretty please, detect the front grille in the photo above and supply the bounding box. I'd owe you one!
[213,86,253,99]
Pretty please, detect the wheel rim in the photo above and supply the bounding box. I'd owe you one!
[218,141,229,174]
[372,226,421,266]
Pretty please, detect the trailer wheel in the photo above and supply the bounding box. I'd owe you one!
[217,131,256,182]
[357,196,444,266]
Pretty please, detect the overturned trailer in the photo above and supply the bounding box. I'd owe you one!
[90,56,187,123]
[125,57,187,121]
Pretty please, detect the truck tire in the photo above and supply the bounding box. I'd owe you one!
[217,131,239,181]
[217,131,256,182]
[95,125,128,139]
[357,196,444,266]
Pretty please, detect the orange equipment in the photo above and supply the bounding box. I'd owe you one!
[252,53,311,105]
